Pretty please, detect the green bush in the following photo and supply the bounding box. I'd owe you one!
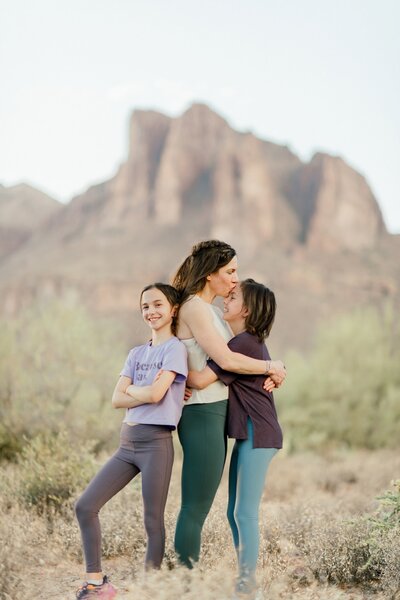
[366,480,400,595]
[279,305,400,451]
[0,423,26,462]
[16,430,96,515]
[371,479,400,531]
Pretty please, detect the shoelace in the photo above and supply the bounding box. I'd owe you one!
[76,582,98,597]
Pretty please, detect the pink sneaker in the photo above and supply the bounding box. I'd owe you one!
[75,575,117,599]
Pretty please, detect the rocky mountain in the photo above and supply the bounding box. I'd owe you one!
[0,103,398,352]
[0,183,62,261]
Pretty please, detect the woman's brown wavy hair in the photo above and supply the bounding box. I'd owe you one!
[173,240,236,304]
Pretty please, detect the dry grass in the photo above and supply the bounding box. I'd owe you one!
[1,447,399,600]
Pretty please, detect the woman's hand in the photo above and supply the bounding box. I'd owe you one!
[265,360,286,389]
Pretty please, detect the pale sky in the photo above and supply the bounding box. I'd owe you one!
[1,0,399,232]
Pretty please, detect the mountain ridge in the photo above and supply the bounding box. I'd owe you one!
[0,103,398,352]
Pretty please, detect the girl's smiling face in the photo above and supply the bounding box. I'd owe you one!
[223,284,248,326]
[141,288,176,333]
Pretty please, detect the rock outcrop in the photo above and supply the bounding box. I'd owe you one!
[0,103,398,351]
[0,183,62,261]
[301,153,386,252]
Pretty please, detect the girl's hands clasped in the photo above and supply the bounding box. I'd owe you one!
[263,360,286,392]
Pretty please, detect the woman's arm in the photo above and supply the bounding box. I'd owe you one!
[187,366,218,390]
[180,300,285,383]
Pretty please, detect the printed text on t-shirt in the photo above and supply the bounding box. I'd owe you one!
[135,360,163,381]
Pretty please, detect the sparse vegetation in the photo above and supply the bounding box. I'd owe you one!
[0,302,399,598]
[279,305,400,451]
[1,449,399,599]
[0,300,125,459]
[15,430,96,515]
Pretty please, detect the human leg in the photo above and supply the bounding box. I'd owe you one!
[75,449,139,574]
[174,400,228,567]
[233,420,277,591]
[227,441,240,555]
[137,432,174,569]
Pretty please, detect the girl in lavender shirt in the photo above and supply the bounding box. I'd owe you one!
[75,283,187,599]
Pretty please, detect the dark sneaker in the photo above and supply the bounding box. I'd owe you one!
[75,575,117,599]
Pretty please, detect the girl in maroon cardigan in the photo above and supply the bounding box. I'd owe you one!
[188,279,282,600]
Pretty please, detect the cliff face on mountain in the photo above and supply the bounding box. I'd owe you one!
[0,183,62,261]
[0,103,398,351]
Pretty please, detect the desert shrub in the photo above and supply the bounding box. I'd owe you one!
[15,430,96,515]
[0,528,21,600]
[0,299,126,454]
[370,478,400,531]
[0,505,49,600]
[366,480,400,596]
[280,503,377,585]
[0,519,23,600]
[280,479,400,594]
[377,526,400,597]
[303,516,375,585]
[279,306,400,451]
[0,423,26,462]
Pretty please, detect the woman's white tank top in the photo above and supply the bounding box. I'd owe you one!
[181,300,232,405]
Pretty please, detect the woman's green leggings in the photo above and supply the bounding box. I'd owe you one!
[174,400,228,567]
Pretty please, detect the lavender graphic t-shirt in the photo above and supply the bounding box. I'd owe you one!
[120,336,188,428]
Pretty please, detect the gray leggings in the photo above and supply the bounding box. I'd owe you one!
[75,423,174,572]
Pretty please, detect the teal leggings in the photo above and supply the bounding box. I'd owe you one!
[174,400,228,567]
[227,419,277,581]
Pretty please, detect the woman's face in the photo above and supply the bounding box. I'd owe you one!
[207,256,239,297]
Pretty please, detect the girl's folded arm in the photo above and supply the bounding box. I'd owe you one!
[111,375,151,409]
[126,370,177,404]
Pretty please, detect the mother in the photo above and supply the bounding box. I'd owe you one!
[172,240,285,567]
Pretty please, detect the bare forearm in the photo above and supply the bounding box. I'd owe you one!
[112,390,149,409]
[217,350,267,374]
[184,301,283,378]
[126,384,153,403]
[126,371,177,404]
[187,366,217,389]
[217,353,286,385]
